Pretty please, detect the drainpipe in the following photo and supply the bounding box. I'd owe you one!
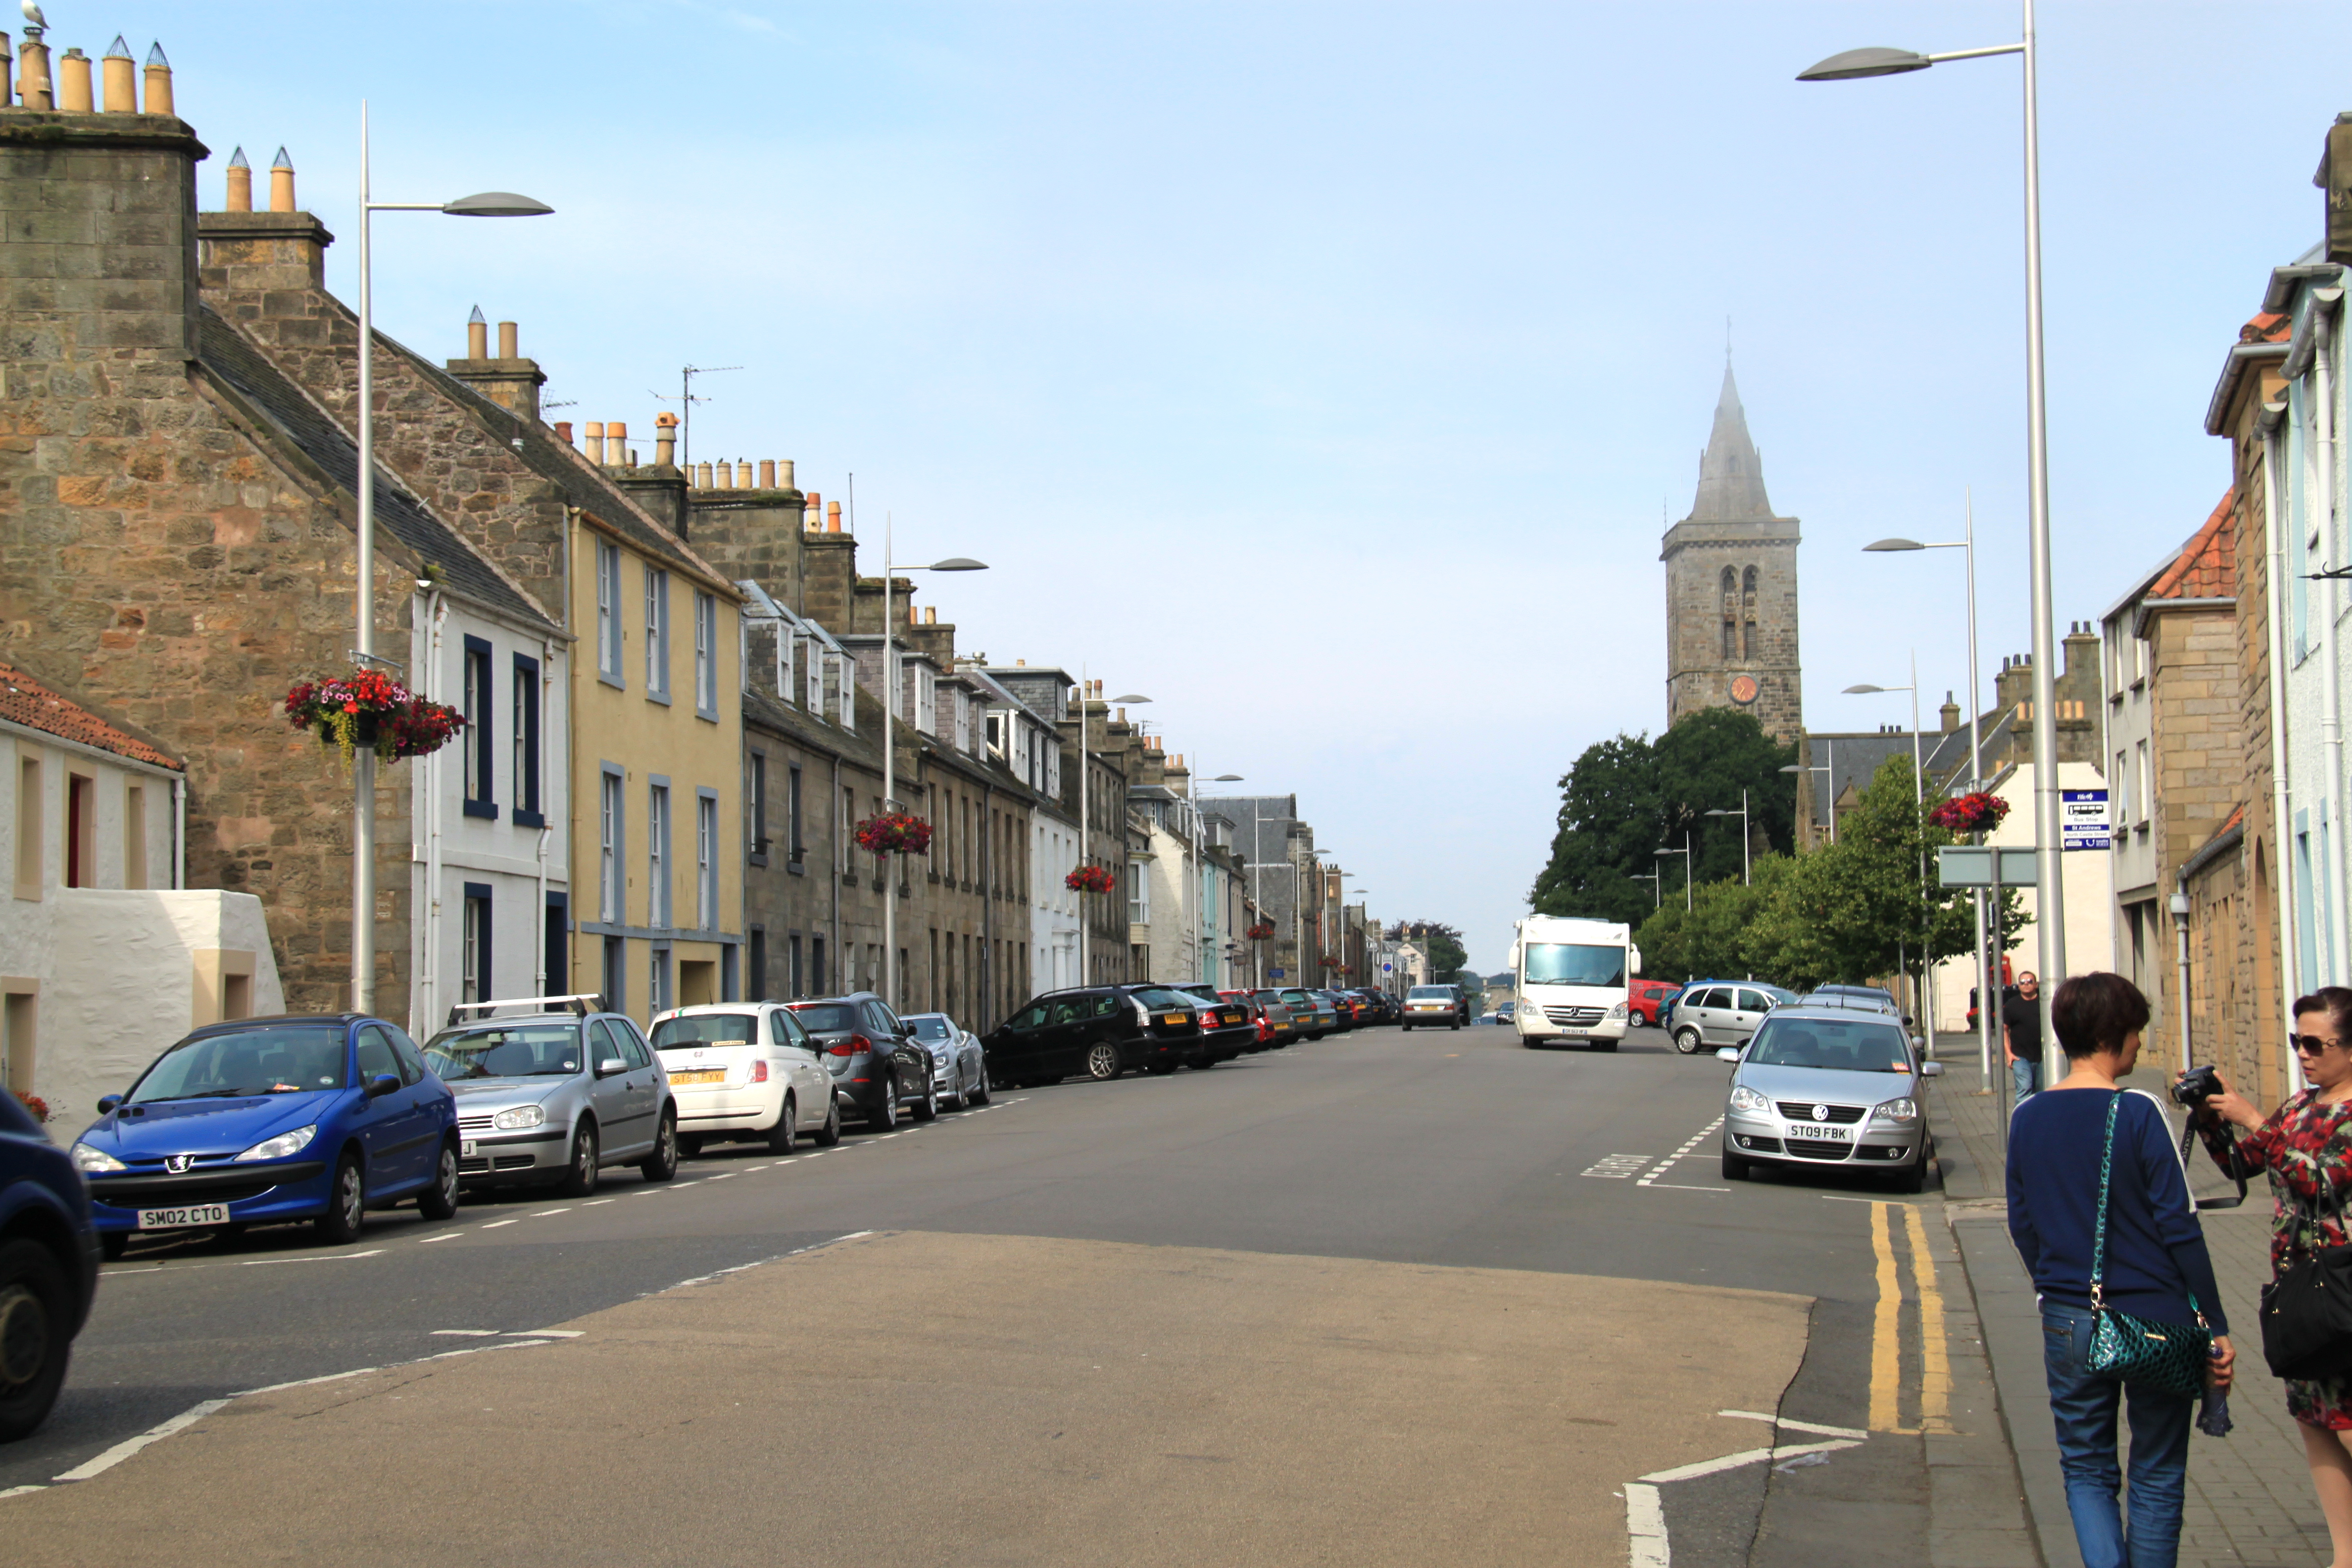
[2317,292,2351,984]
[420,588,447,1029]
[172,774,184,889]
[2262,404,2305,1088]
[982,780,996,1031]
[830,753,842,994]
[2171,879,2194,1074]
[535,635,555,995]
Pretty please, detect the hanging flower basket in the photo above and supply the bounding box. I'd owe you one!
[1244,922,1276,941]
[1927,791,2010,834]
[284,671,464,763]
[10,1088,48,1125]
[854,813,933,856]
[1319,954,1341,969]
[1065,865,1118,894]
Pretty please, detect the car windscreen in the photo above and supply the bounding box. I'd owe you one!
[1744,1018,1911,1072]
[424,1024,583,1079]
[905,1016,954,1041]
[1522,943,1626,986]
[1128,987,1191,1009]
[129,1026,349,1103]
[788,1004,858,1032]
[1407,986,1452,1000]
[651,1014,758,1049]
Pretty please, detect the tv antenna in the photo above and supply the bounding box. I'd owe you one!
[651,364,741,471]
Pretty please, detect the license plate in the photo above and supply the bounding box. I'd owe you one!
[669,1070,725,1085]
[461,1140,477,1157]
[1789,1124,1851,1142]
[137,1202,230,1230]
[1161,1014,1187,1027]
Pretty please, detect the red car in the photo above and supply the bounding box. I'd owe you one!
[1626,979,1682,1029]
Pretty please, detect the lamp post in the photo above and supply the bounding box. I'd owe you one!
[1845,659,1937,1045]
[1190,770,1243,985]
[1631,868,1662,908]
[1076,686,1149,986]
[1656,837,1692,912]
[1868,498,1993,1083]
[352,101,550,1014]
[1780,754,1836,845]
[1704,788,1752,884]
[1800,2,2064,1069]
[876,515,985,1014]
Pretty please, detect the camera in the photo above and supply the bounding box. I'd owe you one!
[2173,1064,2225,1106]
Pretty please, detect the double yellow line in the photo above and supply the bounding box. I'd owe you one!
[1868,1201,1953,1433]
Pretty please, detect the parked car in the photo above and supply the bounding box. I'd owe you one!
[1717,1006,1942,1192]
[72,1013,462,1258]
[1626,979,1683,1029]
[1,1086,98,1441]
[651,1002,841,1155]
[1668,983,1781,1056]
[1242,989,1300,1046]
[1491,1001,1518,1025]
[1400,984,1465,1031]
[1278,987,1337,1039]
[1793,985,1904,1017]
[787,994,933,1128]
[900,1012,991,1107]
[1166,985,1256,1064]
[1349,989,1398,1025]
[424,999,679,1196]
[1317,989,1361,1031]
[983,985,1206,1085]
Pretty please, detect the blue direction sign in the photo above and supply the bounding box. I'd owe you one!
[1268,968,1285,980]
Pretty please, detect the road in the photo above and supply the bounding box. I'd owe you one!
[5,1021,1969,1565]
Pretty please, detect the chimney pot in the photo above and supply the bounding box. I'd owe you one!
[716,460,735,490]
[603,421,626,466]
[908,603,919,626]
[269,147,295,213]
[497,320,517,359]
[554,421,574,445]
[584,422,604,457]
[827,500,842,533]
[654,418,677,468]
[778,459,795,490]
[100,38,134,112]
[925,606,936,625]
[736,461,751,489]
[465,306,488,361]
[142,42,172,115]
[697,461,714,489]
[225,146,252,211]
[17,37,52,110]
[57,47,91,113]
[757,459,775,489]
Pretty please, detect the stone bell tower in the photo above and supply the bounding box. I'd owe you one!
[1661,360,1804,743]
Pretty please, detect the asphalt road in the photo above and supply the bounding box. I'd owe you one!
[5,1020,1960,1565]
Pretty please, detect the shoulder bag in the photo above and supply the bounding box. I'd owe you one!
[2086,1091,2215,1399]
[2256,1106,2352,1381]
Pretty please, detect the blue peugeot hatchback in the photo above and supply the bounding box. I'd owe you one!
[1,1087,98,1441]
[69,1015,459,1258]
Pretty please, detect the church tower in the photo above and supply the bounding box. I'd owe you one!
[1661,361,1803,742]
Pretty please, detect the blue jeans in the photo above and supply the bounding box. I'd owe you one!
[2012,1056,2043,1103]
[2040,1302,2194,1568]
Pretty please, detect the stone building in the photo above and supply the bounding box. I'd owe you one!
[1661,361,1803,744]
[1200,793,1318,987]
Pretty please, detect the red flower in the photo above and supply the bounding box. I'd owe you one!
[855,813,933,856]
[1065,865,1118,894]
[10,1088,48,1124]
[1928,791,2011,833]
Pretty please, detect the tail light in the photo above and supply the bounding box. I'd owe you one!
[749,1061,770,1083]
[829,1034,868,1058]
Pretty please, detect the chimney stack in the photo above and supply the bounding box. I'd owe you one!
[225,146,252,210]
[100,37,133,112]
[465,305,488,360]
[57,47,90,112]
[268,147,294,212]
[1940,692,1960,734]
[654,412,678,467]
[2325,112,2352,267]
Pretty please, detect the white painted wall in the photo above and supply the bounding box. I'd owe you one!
[1930,760,2114,1033]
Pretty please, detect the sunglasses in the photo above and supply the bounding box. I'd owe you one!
[2295,1035,2347,1056]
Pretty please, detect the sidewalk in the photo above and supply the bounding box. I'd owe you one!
[1930,1040,2334,1568]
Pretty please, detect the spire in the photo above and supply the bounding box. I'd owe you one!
[1686,358,1776,521]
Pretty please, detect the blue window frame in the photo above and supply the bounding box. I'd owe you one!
[462,636,497,820]
[512,653,543,829]
[462,882,493,1004]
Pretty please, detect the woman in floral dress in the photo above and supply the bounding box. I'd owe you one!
[2195,986,2352,1566]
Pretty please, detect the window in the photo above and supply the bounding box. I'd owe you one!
[750,753,769,864]
[749,927,767,1002]
[836,653,855,729]
[1128,861,1148,924]
[462,883,492,1004]
[599,771,624,922]
[2,988,34,1099]
[462,637,495,819]
[787,764,804,865]
[2135,741,2151,826]
[355,1026,400,1086]
[512,654,542,827]
[1721,618,1736,659]
[644,566,670,700]
[2114,751,2129,828]
[842,785,856,873]
[123,783,147,888]
[694,591,718,717]
[697,791,718,931]
[544,892,567,996]
[65,772,94,887]
[648,783,671,927]
[810,934,826,995]
[784,631,803,707]
[789,933,804,999]
[602,935,626,1014]
[650,946,673,1014]
[807,638,825,710]
[595,540,624,684]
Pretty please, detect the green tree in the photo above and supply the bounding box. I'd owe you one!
[1652,708,1798,887]
[1394,920,1468,984]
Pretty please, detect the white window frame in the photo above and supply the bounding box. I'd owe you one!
[595,541,623,681]
[649,783,671,927]
[599,772,622,922]
[697,793,718,930]
[695,592,718,715]
[644,567,670,698]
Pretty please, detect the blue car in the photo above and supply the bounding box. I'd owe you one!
[1,1088,98,1441]
[69,1014,459,1258]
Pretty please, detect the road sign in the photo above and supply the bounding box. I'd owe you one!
[1938,846,2041,888]
[1268,968,1285,980]
[2061,789,2111,851]
[1381,962,1393,973]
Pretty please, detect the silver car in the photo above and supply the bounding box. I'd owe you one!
[1716,1006,1942,1192]
[423,998,679,1196]
[1669,983,1779,1055]
[900,1013,990,1110]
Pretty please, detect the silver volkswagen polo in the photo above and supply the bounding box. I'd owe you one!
[1716,1006,1941,1192]
[422,996,679,1196]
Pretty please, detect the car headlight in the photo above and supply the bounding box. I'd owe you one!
[1728,1086,1772,1115]
[1606,1002,1628,1019]
[1873,1097,1919,1124]
[71,1141,125,1174]
[493,1104,546,1131]
[233,1124,317,1163]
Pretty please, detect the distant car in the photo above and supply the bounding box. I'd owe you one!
[1626,980,1682,1029]
[1167,984,1256,1065]
[1243,989,1301,1046]
[1278,988,1337,1039]
[75,1013,462,1257]
[787,994,933,1128]
[1669,983,1781,1056]
[1718,1006,1942,1192]
[651,1002,841,1155]
[1350,989,1399,1025]
[1401,984,1464,1030]
[1,1086,98,1441]
[983,985,1206,1085]
[900,1012,991,1108]
[1318,989,1362,1031]
[1493,1001,1517,1025]
[424,999,678,1196]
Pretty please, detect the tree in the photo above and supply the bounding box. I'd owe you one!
[1393,920,1468,984]
[1652,708,1798,888]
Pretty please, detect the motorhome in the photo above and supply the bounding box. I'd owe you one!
[1510,915,1638,1051]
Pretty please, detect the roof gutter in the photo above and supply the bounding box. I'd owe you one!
[2206,342,2291,436]
[2130,595,2237,639]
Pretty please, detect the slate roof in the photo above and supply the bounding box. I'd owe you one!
[196,308,554,631]
[0,662,180,769]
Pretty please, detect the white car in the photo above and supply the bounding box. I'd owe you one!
[650,1003,841,1157]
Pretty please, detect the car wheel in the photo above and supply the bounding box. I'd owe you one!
[1193,1053,1217,1070]
[558,1122,600,1198]
[870,1083,899,1131]
[1595,1040,1618,1053]
[639,1112,679,1181]
[815,1098,842,1147]
[0,1239,75,1443]
[913,1081,938,1123]
[1891,1152,1930,1195]
[1085,1042,1122,1081]
[315,1152,366,1245]
[1673,1028,1703,1056]
[98,1233,128,1263]
[1721,1148,1749,1181]
[676,1133,705,1159]
[766,1096,798,1155]
[970,1065,990,1106]
[418,1139,460,1221]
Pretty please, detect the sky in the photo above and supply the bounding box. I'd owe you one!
[71,0,2352,970]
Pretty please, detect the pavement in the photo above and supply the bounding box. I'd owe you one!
[1929,1037,2337,1568]
[3,1020,2049,1563]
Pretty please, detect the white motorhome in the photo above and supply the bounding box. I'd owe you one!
[1511,915,1638,1051]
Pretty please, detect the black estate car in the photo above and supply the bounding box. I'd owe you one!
[983,985,1207,1085]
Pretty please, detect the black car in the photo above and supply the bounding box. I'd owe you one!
[1,1089,98,1441]
[1166,983,1257,1065]
[983,985,1207,1086]
[787,993,936,1129]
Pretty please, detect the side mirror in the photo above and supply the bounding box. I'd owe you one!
[97,1093,122,1114]
[1715,1048,1740,1064]
[1921,1061,1945,1078]
[596,1057,627,1078]
[365,1073,401,1100]
[1903,1016,1915,1028]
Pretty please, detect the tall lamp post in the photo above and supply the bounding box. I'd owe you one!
[1189,770,1244,985]
[1780,754,1836,845]
[876,517,986,1013]
[1846,658,1937,1046]
[1867,500,1993,1083]
[1656,838,1692,913]
[1076,686,1150,986]
[1800,3,2064,1066]
[1704,789,1752,884]
[1631,868,1662,908]
[352,101,550,1014]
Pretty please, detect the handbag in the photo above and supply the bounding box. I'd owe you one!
[2085,1092,2215,1399]
[2257,1142,2352,1381]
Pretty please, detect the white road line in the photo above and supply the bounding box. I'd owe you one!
[431,1329,499,1337]
[481,1219,518,1228]
[503,1329,583,1338]
[1637,1117,1724,1188]
[1717,1409,1870,1440]
[1645,1180,1732,1193]
[0,1484,46,1501]
[1582,1154,1650,1179]
[1624,1429,1868,1561]
[240,1249,384,1266]
[101,1265,166,1274]
[1822,1194,1923,1206]
[418,1232,459,1243]
[530,1208,569,1217]
[583,1198,615,1206]
[52,1398,229,1482]
[708,1173,736,1180]
[1625,1482,1667,1568]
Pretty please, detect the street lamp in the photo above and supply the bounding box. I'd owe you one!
[1656,838,1692,913]
[1630,867,1662,908]
[877,517,986,1014]
[1800,2,2064,1069]
[352,101,550,1014]
[1076,686,1149,986]
[1867,501,1993,1082]
[1780,756,1835,845]
[1844,661,1937,1044]
[1704,789,1752,885]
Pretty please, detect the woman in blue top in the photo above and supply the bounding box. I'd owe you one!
[2008,972,2235,1568]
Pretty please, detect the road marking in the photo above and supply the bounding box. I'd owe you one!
[1639,1437,1862,1486]
[1717,1409,1869,1439]
[584,1198,615,1206]
[481,1219,518,1228]
[530,1208,569,1217]
[1582,1154,1650,1179]
[431,1329,499,1337]
[419,1232,459,1243]
[708,1173,736,1180]
[0,1484,45,1501]
[52,1398,230,1482]
[1822,1194,1924,1206]
[504,1329,582,1338]
[1638,1117,1725,1188]
[240,1249,384,1266]
[1903,1202,1954,1432]
[1625,1481,1667,1568]
[1869,1202,1902,1432]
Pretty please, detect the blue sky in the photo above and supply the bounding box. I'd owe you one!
[78,0,2352,968]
